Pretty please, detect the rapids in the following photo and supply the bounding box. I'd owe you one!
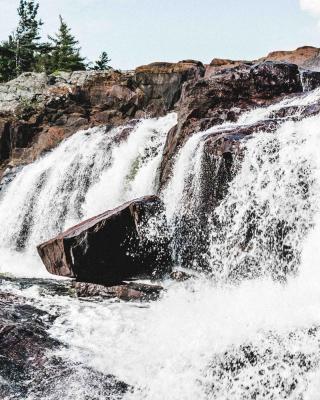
[1,89,320,399]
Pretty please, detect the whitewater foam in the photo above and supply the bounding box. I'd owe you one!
[1,88,320,398]
[0,114,176,277]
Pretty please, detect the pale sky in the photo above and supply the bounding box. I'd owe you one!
[0,0,320,70]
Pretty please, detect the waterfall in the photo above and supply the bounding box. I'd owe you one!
[42,95,320,400]
[162,88,320,280]
[0,113,176,277]
[2,86,320,399]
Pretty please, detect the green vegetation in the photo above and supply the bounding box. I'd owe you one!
[47,16,86,73]
[15,96,41,120]
[90,51,111,71]
[0,0,112,82]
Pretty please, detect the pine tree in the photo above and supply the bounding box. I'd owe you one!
[14,0,43,75]
[0,0,44,81]
[91,51,111,71]
[48,16,86,73]
[0,36,16,82]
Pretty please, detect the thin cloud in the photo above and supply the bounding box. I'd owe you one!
[300,0,320,16]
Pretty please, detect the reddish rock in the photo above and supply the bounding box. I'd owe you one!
[159,61,305,187]
[73,281,163,301]
[135,60,205,114]
[0,62,204,179]
[260,46,320,71]
[205,58,252,77]
[37,196,172,284]
[206,46,320,77]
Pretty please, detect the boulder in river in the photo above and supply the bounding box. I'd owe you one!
[37,195,172,284]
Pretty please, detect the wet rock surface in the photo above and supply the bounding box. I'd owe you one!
[206,328,320,399]
[0,291,58,399]
[0,277,131,399]
[73,281,163,301]
[165,91,320,274]
[159,61,308,187]
[37,195,172,284]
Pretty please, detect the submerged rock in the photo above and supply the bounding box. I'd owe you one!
[0,291,58,398]
[73,281,163,301]
[0,283,130,399]
[170,269,193,282]
[37,195,172,284]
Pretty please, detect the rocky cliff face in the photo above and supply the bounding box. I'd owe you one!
[0,60,204,178]
[1,46,320,187]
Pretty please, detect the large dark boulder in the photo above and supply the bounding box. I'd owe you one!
[37,195,172,284]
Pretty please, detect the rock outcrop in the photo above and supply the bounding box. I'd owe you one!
[0,61,204,179]
[205,46,320,78]
[159,61,307,187]
[260,46,320,71]
[1,46,320,184]
[205,58,252,77]
[37,196,172,284]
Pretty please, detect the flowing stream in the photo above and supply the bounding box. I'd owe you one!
[1,89,320,399]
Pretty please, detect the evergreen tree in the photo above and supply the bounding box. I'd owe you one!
[48,16,86,73]
[91,51,111,70]
[0,36,16,82]
[14,0,43,75]
[0,3,111,82]
[0,0,44,81]
[33,41,54,73]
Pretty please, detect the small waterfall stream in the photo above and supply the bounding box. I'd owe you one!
[1,88,320,399]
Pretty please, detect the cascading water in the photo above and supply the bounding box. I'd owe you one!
[2,88,320,399]
[0,113,176,277]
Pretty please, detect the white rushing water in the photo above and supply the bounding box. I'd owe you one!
[2,89,320,399]
[0,113,176,277]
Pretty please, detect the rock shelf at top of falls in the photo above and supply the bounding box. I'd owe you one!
[1,46,320,190]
